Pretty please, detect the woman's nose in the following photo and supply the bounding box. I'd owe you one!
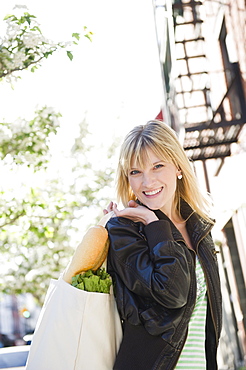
[142,173,155,187]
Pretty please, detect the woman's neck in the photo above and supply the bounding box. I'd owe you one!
[161,207,185,225]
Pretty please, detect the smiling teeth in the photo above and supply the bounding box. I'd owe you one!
[145,189,162,196]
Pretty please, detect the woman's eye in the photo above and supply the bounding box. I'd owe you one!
[129,170,140,175]
[154,164,164,169]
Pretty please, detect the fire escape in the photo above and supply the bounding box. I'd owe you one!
[171,0,246,164]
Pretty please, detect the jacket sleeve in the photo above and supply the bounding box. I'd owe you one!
[106,216,191,309]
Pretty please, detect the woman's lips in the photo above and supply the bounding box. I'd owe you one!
[143,187,163,197]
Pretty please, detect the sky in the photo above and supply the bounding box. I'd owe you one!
[1,0,164,153]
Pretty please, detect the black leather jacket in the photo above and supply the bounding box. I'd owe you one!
[106,201,222,370]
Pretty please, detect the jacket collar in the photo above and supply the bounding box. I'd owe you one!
[153,199,214,249]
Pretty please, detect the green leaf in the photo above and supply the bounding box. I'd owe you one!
[72,33,80,41]
[84,33,93,42]
[66,51,73,61]
[4,14,16,21]
[30,26,42,34]
[31,66,38,73]
[25,16,31,25]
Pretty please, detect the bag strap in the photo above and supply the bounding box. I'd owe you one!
[97,211,115,270]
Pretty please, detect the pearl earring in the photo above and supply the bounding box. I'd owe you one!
[178,174,183,180]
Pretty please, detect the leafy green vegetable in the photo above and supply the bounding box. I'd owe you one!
[71,268,112,294]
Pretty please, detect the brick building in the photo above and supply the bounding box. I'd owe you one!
[153,0,246,368]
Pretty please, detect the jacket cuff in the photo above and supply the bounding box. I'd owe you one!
[144,220,174,248]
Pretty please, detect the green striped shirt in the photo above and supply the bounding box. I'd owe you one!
[175,257,207,370]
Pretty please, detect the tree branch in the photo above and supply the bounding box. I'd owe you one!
[0,210,26,228]
[0,55,45,78]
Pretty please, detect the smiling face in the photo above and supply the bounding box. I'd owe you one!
[128,148,180,215]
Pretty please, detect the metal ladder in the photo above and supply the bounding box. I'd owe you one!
[172,0,246,161]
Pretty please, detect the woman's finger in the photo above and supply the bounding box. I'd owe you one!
[104,201,114,214]
[128,200,138,208]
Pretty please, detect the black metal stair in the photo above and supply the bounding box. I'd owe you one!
[172,0,246,161]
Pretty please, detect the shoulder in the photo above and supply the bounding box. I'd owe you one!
[106,216,142,230]
[106,217,147,240]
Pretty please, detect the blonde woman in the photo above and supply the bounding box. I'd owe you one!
[105,120,222,370]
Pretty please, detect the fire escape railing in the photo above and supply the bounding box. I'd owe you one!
[172,0,246,161]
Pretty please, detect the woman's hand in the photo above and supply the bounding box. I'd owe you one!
[104,200,158,225]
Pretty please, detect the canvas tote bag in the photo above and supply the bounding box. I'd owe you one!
[26,212,122,370]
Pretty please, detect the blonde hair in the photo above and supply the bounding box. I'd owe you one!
[116,120,213,223]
